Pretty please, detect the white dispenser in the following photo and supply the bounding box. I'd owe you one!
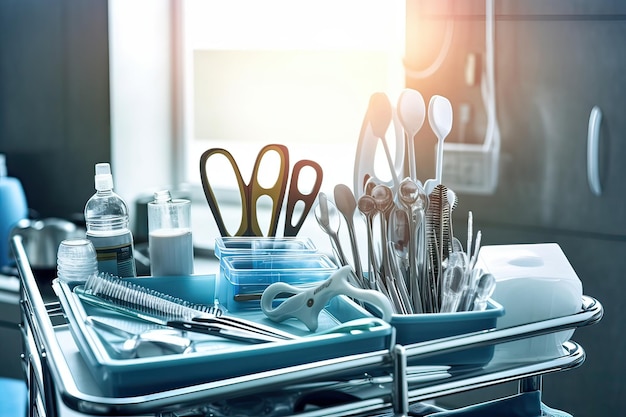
[476,243,583,361]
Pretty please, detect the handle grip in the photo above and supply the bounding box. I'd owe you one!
[261,266,393,331]
[587,106,602,196]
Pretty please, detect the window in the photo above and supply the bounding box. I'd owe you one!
[179,0,406,194]
[109,1,406,251]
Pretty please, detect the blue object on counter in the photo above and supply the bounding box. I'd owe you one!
[383,299,505,368]
[0,154,28,269]
[55,274,391,397]
[0,377,27,417]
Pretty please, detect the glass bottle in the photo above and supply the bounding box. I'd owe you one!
[148,190,194,276]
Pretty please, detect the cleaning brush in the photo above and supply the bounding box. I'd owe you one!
[77,272,221,324]
[75,272,296,343]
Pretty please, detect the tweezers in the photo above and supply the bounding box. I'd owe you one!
[193,315,297,340]
[167,318,296,344]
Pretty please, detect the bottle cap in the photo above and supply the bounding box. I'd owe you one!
[153,190,172,204]
[94,163,114,191]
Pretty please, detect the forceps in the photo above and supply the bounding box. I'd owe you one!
[200,144,290,237]
[353,92,405,199]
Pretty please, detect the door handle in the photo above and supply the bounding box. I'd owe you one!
[587,106,602,196]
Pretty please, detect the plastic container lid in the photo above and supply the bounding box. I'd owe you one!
[214,237,317,260]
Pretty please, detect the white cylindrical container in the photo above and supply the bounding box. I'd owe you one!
[84,163,137,277]
[148,190,194,276]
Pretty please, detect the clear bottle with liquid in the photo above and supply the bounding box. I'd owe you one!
[84,163,137,277]
[148,190,194,276]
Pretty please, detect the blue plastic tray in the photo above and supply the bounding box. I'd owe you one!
[54,275,392,397]
[390,300,505,367]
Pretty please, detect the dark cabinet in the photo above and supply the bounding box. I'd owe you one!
[0,1,110,219]
[407,2,625,416]
[461,18,626,237]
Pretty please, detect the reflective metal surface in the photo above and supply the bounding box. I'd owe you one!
[12,235,603,417]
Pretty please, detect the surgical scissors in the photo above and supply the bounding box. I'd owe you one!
[200,144,323,237]
[200,144,290,237]
[284,159,323,237]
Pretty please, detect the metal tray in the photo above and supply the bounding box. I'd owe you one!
[11,236,604,417]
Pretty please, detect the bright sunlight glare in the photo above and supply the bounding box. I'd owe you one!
[182,0,406,192]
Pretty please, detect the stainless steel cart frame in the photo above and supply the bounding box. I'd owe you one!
[12,235,603,417]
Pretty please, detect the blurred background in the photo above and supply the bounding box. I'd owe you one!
[1,1,624,416]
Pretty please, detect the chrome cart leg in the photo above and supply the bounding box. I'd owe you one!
[27,360,37,417]
[518,375,542,393]
[392,345,408,417]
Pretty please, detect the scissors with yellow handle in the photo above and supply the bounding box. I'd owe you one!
[200,144,290,237]
[261,265,393,332]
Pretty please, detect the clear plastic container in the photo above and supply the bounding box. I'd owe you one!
[84,163,136,277]
[218,253,337,311]
[148,190,194,276]
[56,239,98,284]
